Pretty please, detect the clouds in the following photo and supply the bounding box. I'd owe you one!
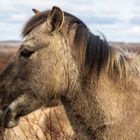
[130,17,140,25]
[134,0,140,6]
[0,0,140,42]
[84,16,121,25]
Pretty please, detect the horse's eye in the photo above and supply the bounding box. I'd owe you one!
[20,49,34,58]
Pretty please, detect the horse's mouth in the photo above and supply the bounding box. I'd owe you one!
[0,107,21,128]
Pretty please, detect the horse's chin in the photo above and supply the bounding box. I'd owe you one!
[0,108,20,128]
[3,118,20,128]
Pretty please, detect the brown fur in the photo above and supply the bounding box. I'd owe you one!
[0,6,140,140]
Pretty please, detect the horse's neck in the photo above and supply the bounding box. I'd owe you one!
[109,47,140,78]
[62,72,140,139]
[61,49,140,139]
[61,80,106,139]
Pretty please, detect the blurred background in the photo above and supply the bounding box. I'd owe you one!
[0,0,140,42]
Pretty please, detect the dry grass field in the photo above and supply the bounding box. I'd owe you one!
[0,41,140,140]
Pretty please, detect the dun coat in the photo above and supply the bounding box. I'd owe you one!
[0,6,140,140]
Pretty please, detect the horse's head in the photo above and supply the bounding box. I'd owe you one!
[0,6,76,128]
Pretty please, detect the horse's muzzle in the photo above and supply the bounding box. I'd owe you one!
[0,107,19,128]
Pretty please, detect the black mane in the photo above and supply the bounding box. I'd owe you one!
[64,12,110,75]
[22,10,110,77]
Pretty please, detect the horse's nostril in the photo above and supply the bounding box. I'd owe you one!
[15,111,22,121]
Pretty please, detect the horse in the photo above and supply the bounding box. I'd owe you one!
[0,6,140,140]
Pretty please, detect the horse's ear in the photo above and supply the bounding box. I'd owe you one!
[32,8,40,14]
[48,6,64,32]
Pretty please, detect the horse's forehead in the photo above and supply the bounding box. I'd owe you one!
[23,26,47,44]
[22,33,63,52]
[22,20,66,52]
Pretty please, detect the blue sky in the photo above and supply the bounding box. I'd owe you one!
[0,0,140,42]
